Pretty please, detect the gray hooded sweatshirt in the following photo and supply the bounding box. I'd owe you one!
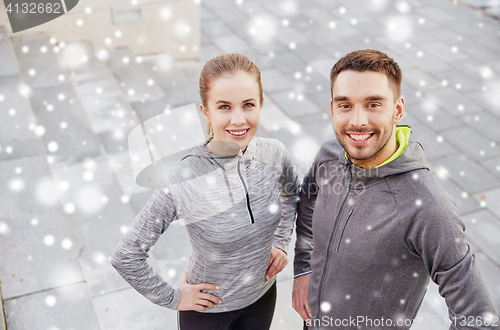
[112,137,299,312]
[294,135,499,329]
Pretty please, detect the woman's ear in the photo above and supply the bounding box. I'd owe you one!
[200,104,211,123]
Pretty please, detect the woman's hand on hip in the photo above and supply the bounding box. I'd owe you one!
[176,270,221,311]
[266,247,288,281]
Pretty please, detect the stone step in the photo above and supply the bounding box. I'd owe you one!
[0,26,19,78]
[58,41,141,155]
[106,47,165,104]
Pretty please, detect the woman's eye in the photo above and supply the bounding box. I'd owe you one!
[244,103,255,108]
[219,105,230,110]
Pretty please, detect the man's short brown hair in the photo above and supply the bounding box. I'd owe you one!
[330,49,402,100]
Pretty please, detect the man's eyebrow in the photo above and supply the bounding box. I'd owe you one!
[365,95,386,101]
[333,96,349,102]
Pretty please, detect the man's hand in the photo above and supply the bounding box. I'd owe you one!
[266,247,288,281]
[292,273,312,321]
[176,270,221,311]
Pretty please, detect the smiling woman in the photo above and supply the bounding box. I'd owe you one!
[111,53,300,330]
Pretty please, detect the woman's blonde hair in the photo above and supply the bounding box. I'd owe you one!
[199,53,263,137]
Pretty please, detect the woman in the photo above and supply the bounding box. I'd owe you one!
[112,53,299,330]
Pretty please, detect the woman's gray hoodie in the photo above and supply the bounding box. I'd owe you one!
[112,137,299,312]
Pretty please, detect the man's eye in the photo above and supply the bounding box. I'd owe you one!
[368,103,380,108]
[339,104,350,109]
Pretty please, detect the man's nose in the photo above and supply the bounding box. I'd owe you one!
[350,106,369,128]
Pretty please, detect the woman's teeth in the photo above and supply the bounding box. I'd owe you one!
[228,130,248,136]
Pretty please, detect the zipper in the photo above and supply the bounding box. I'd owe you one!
[316,164,353,320]
[336,208,354,252]
[236,157,255,224]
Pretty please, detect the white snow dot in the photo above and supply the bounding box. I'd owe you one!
[128,89,135,96]
[366,225,372,231]
[9,178,25,192]
[455,83,461,90]
[320,301,331,312]
[31,218,39,226]
[45,295,57,307]
[46,104,54,111]
[64,203,76,214]
[289,42,296,49]
[121,195,130,203]
[61,239,73,250]
[426,115,433,122]
[294,72,302,79]
[60,122,68,129]
[0,94,4,102]
[120,226,128,234]
[268,51,275,58]
[297,94,304,102]
[22,46,29,53]
[436,167,449,180]
[35,125,46,136]
[44,235,55,246]
[350,18,358,25]
[179,45,187,52]
[329,21,336,29]
[105,38,112,45]
[457,104,464,111]
[437,136,443,143]
[0,222,11,235]
[76,19,84,27]
[461,192,468,199]
[405,42,411,49]
[345,294,351,300]
[282,19,289,26]
[451,46,458,53]
[206,175,216,185]
[58,180,69,192]
[345,238,351,244]
[413,272,418,278]
[28,68,36,76]
[83,171,94,182]
[417,50,424,57]
[168,269,176,278]
[415,199,422,206]
[418,17,425,24]
[58,93,65,101]
[147,79,155,86]
[472,218,477,224]
[101,196,108,204]
[58,74,65,82]
[5,146,13,154]
[93,252,106,264]
[122,57,130,64]
[339,6,346,14]
[269,203,279,214]
[95,87,103,95]
[114,30,122,38]
[480,201,487,208]
[15,167,22,174]
[460,171,465,176]
[49,37,57,45]
[479,150,485,156]
[85,6,92,14]
[47,141,59,153]
[135,56,143,63]
[441,80,448,87]
[400,299,405,304]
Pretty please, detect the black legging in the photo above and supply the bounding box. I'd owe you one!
[178,282,277,330]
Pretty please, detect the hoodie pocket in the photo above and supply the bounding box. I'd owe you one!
[336,208,354,253]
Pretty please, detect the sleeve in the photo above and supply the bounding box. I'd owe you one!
[406,186,499,330]
[293,155,319,278]
[111,180,181,310]
[272,141,300,254]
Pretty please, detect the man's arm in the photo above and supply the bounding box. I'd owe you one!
[293,161,319,321]
[407,186,499,330]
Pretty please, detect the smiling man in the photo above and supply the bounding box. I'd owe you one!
[292,50,499,330]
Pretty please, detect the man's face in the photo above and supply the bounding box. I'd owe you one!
[330,70,404,168]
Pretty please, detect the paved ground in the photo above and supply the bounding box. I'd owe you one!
[1,0,500,329]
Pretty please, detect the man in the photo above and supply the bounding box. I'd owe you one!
[292,49,499,330]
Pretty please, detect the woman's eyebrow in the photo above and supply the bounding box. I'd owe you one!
[216,100,231,104]
[242,98,257,103]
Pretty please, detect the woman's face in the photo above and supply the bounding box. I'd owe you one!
[201,70,261,152]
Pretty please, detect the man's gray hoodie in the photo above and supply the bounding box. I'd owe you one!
[294,132,499,329]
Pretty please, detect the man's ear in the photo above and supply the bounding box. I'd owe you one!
[200,104,211,123]
[394,96,405,124]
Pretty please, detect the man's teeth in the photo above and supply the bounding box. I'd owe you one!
[349,134,371,141]
[229,130,247,136]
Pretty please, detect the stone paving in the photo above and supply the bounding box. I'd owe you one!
[1,0,500,329]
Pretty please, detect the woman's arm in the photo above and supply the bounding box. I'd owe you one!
[111,181,181,309]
